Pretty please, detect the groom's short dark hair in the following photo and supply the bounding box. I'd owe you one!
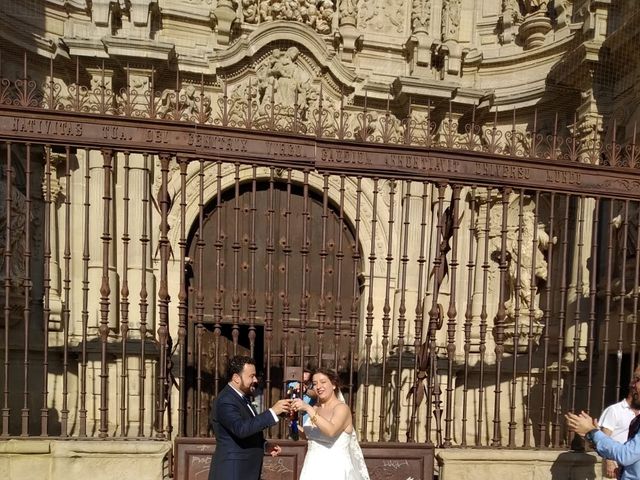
[227,355,254,380]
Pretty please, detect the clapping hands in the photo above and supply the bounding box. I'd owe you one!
[565,411,598,436]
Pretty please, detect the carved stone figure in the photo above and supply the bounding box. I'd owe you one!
[243,0,335,34]
[227,48,324,130]
[357,0,405,34]
[441,0,460,41]
[157,85,212,122]
[484,194,552,352]
[258,48,301,107]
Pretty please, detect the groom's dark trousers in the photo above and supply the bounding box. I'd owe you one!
[208,384,278,480]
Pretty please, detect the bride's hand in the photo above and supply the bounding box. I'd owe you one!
[291,398,308,412]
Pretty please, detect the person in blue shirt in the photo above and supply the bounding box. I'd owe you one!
[567,410,640,480]
[566,373,640,480]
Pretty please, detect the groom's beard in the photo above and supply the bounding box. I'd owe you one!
[240,381,258,397]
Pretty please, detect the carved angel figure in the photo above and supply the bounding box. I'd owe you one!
[156,85,211,122]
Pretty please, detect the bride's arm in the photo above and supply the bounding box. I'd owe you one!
[306,403,351,438]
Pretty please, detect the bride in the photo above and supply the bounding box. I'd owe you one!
[291,368,370,480]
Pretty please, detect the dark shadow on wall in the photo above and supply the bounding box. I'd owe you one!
[550,451,597,480]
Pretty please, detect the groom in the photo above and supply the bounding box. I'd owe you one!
[208,355,292,480]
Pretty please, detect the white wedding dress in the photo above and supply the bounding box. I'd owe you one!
[299,405,370,480]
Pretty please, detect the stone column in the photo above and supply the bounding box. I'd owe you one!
[337,0,362,62]
[440,0,462,75]
[43,153,65,332]
[124,153,156,336]
[406,0,433,73]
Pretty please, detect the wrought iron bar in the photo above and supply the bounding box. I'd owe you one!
[508,190,525,448]
[299,170,310,369]
[378,179,396,442]
[138,153,151,437]
[156,153,172,438]
[316,175,329,366]
[539,193,556,446]
[248,166,258,359]
[393,181,411,442]
[61,146,71,437]
[361,179,378,442]
[553,194,570,448]
[213,161,224,397]
[491,187,510,447]
[600,200,615,413]
[461,186,476,447]
[79,148,91,437]
[176,156,189,437]
[231,164,241,354]
[631,204,640,375]
[444,185,461,447]
[406,181,429,443]
[119,151,132,437]
[427,184,446,447]
[20,143,32,437]
[586,198,600,414]
[615,200,630,401]
[333,176,346,371]
[477,186,492,446]
[2,141,12,437]
[348,177,362,408]
[524,192,541,447]
[570,196,587,415]
[98,148,113,438]
[195,159,205,436]
[264,168,276,411]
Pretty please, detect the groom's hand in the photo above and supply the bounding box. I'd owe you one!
[272,399,292,416]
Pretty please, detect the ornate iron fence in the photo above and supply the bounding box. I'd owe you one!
[0,52,639,453]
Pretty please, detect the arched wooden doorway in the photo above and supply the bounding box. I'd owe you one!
[184,173,363,437]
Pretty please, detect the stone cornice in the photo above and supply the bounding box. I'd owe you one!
[102,36,177,62]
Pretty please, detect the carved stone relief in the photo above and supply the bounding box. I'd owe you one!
[500,0,552,48]
[411,0,431,33]
[481,192,553,353]
[0,156,42,327]
[441,0,461,41]
[242,0,335,34]
[157,84,212,122]
[227,47,322,130]
[357,0,406,34]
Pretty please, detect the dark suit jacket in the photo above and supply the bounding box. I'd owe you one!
[208,384,278,480]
